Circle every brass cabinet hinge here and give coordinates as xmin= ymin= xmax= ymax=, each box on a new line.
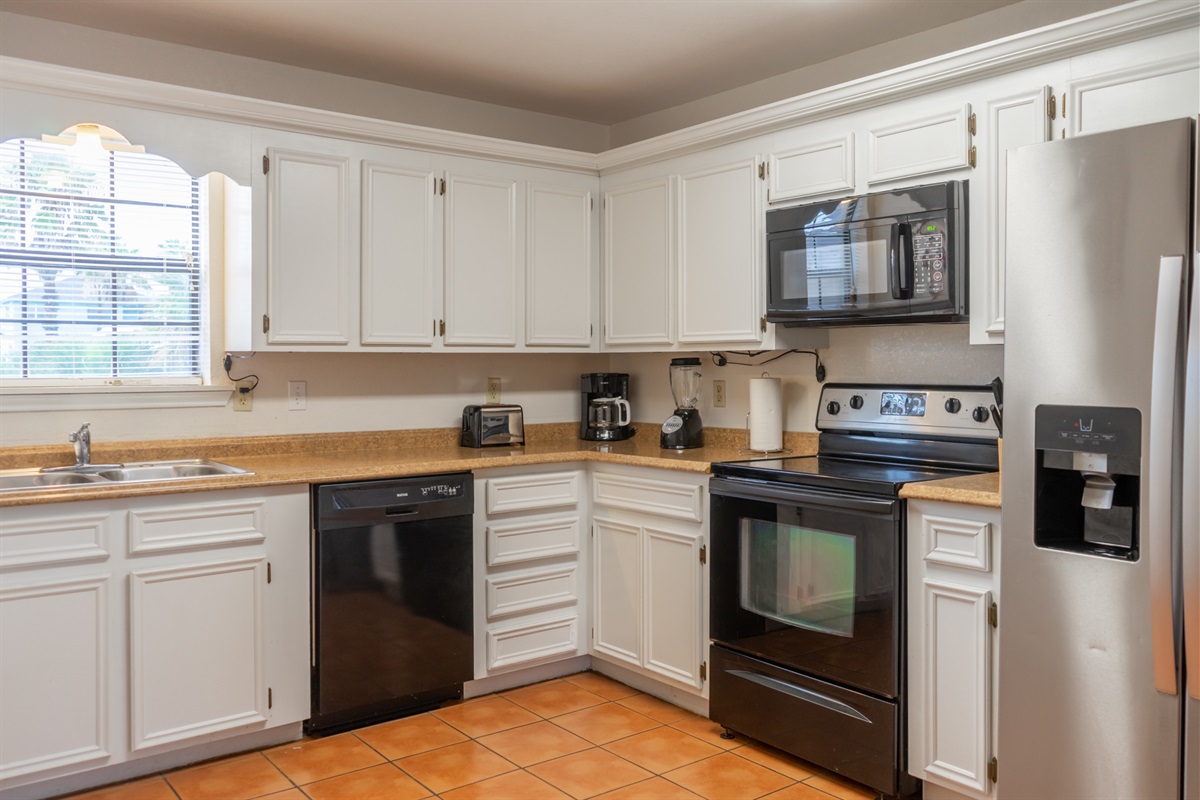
xmin=968 ymin=112 xmax=977 ymax=136
xmin=262 ymin=314 xmax=270 ymax=333
xmin=699 ymin=544 xmax=707 ymax=565
xmin=968 ymin=145 xmax=977 ymax=169
xmin=758 ymin=162 xmax=767 ymax=180
xmin=267 ymin=562 xmax=272 ymax=584
xmin=262 ymin=155 xmax=269 ymax=174
xmin=590 ymin=324 xmax=594 ymax=337
xmin=760 ymin=315 xmax=767 ymax=333
xmin=700 ymin=661 xmax=707 ymax=681
xmin=268 ymin=687 xmax=273 ymax=709
xmin=1062 ymin=92 xmax=1067 ymax=118
xmin=439 ymin=177 xmax=446 ymax=196
xmin=1047 ymin=93 xmax=1057 ymax=120
xmin=988 ymin=756 xmax=998 ymax=783
xmin=439 ymin=319 xmax=445 ymax=336
xmin=988 ymin=601 xmax=998 ymax=629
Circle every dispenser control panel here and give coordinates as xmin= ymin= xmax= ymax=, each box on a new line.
xmin=1034 ymin=405 xmax=1141 ymax=458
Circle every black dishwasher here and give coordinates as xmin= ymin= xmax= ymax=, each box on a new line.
xmin=308 ymin=473 xmax=473 ymax=734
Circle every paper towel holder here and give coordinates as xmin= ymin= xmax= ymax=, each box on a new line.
xmin=741 ymin=411 xmax=791 ymax=455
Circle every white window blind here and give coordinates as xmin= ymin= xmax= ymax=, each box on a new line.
xmin=0 ymin=138 xmax=204 ymax=382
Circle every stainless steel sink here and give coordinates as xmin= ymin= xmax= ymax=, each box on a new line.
xmin=93 ymin=460 xmax=250 ymax=483
xmin=0 ymin=459 xmax=251 ymax=492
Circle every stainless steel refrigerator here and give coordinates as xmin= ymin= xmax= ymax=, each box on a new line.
xmin=1000 ymin=116 xmax=1198 ymax=799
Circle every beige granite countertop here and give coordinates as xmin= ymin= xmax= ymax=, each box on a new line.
xmin=0 ymin=424 xmax=819 ymax=508
xmin=899 ymin=471 xmax=1001 ymax=508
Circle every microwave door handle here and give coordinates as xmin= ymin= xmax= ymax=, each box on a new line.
xmin=897 ymin=222 xmax=914 ymax=299
xmin=890 ymin=224 xmax=903 ymax=300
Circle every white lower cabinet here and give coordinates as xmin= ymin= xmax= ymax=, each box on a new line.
xmin=473 ymin=467 xmax=588 ymax=679
xmin=907 ymin=499 xmax=1001 ymax=800
xmin=590 ymin=466 xmax=707 ymax=695
xmin=0 ymin=487 xmax=309 ymax=794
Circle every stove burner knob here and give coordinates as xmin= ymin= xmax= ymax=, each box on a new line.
xmin=849 ymin=395 xmax=864 ymax=410
xmin=945 ymin=398 xmax=962 ymax=414
xmin=972 ymin=406 xmax=990 ymax=423
xmin=826 ymin=401 xmax=841 ymax=415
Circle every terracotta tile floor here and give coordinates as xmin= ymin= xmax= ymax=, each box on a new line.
xmin=65 ymin=672 xmax=881 ymax=800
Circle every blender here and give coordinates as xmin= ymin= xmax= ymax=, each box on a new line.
xmin=661 ymin=357 xmax=704 ymax=449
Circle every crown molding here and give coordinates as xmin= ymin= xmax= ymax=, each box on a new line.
xmin=1 ymin=0 xmax=1195 ymax=177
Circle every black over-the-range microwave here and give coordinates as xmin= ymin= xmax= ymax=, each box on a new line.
xmin=765 ymin=180 xmax=967 ymax=326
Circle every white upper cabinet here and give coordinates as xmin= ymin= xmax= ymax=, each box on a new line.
xmin=443 ymin=171 xmax=518 ymax=346
xmin=526 ymin=184 xmax=594 ymax=347
xmin=264 ymin=146 xmax=352 ymax=346
xmin=768 ymin=132 xmax=855 ymax=204
xmin=677 ymin=157 xmax=764 ymax=345
xmin=604 ymin=176 xmax=675 ymax=347
xmin=866 ymin=102 xmax=975 ymax=186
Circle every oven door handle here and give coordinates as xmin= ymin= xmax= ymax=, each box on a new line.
xmin=726 ymin=669 xmax=871 ymax=723
xmin=710 ymin=477 xmax=898 ymax=516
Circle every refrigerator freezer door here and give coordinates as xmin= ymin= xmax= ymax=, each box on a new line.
xmin=999 ymin=118 xmax=1193 ymax=800
xmin=1183 ymin=129 xmax=1199 ymax=799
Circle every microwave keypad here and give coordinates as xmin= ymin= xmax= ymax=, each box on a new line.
xmin=912 ymin=229 xmax=946 ymax=297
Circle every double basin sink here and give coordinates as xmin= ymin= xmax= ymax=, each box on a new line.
xmin=0 ymin=459 xmax=251 ymax=492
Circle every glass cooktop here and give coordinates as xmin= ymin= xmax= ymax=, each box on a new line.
xmin=710 ymin=455 xmax=983 ymax=496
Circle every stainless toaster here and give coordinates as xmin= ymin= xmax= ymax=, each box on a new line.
xmin=461 ymin=404 xmax=525 ymax=447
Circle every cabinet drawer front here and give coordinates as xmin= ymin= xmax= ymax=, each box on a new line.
xmin=0 ymin=511 xmax=112 ymax=570
xmin=921 ymin=514 xmax=991 ymax=572
xmin=867 ymin=104 xmax=972 ymax=185
xmin=486 ymin=565 xmax=578 ymax=619
xmin=128 ymin=499 xmax=266 ymax=555
xmin=486 ymin=472 xmax=581 ymax=515
xmin=486 ymin=614 xmax=579 ymax=672
xmin=769 ymin=134 xmax=855 ymax=203
xmin=592 ymin=473 xmax=703 ymax=523
xmin=487 ymin=516 xmax=581 ymax=566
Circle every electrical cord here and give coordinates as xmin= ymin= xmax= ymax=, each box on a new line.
xmin=709 ymin=349 xmax=826 ymax=382
xmin=223 ymin=353 xmax=259 ymax=394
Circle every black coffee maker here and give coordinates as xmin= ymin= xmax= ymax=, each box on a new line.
xmin=581 ymin=373 xmax=635 ymax=441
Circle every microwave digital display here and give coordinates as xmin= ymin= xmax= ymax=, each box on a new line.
xmin=881 ymin=391 xmax=926 ymax=417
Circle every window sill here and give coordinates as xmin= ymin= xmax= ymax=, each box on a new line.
xmin=0 ymin=385 xmax=235 ymax=412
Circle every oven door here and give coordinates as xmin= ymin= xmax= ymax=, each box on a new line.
xmin=709 ymin=477 xmax=902 ymax=698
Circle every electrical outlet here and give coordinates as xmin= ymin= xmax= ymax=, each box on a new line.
xmin=288 ymin=381 xmax=307 ymax=410
xmin=713 ymin=379 xmax=726 ymax=408
xmin=233 ymin=388 xmax=253 ymax=412
xmin=486 ymin=377 xmax=501 ymax=404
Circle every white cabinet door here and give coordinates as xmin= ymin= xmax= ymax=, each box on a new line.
xmin=603 ymin=177 xmax=674 ymax=346
xmin=128 ymin=557 xmax=268 ymax=751
xmin=265 ymin=147 xmax=352 ymax=345
xmin=768 ymin=133 xmax=855 ymax=204
xmin=1067 ymin=56 xmax=1199 ymax=138
xmin=443 ymin=173 xmax=518 ymax=346
xmin=643 ymin=525 xmax=704 ymax=689
xmin=920 ymin=580 xmax=993 ymax=796
xmin=592 ymin=516 xmax=642 ymax=667
xmin=526 ymin=183 xmax=593 ymax=347
xmin=866 ymin=103 xmax=975 ymax=185
xmin=360 ymin=161 xmax=437 ymax=346
xmin=677 ymin=158 xmax=763 ymax=345
xmin=970 ymin=84 xmax=1053 ymax=345
xmin=0 ymin=575 xmax=110 ymax=781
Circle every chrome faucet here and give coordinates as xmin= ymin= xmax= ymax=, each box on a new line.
xmin=69 ymin=423 xmax=92 ymax=467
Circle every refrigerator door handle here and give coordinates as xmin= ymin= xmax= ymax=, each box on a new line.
xmin=1149 ymin=254 xmax=1186 ymax=696
xmin=1183 ymin=249 xmax=1199 ymax=702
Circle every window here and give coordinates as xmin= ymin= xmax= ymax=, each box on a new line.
xmin=0 ymin=135 xmax=205 ymax=383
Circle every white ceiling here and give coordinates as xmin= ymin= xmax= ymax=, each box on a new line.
xmin=0 ymin=0 xmax=1026 ymax=125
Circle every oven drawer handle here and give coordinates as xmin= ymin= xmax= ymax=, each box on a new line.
xmin=727 ymin=669 xmax=871 ymax=723
xmin=710 ymin=478 xmax=898 ymax=515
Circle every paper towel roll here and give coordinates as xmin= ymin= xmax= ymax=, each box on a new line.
xmin=749 ymin=377 xmax=783 ymax=452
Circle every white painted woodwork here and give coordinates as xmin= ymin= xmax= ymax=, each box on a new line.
xmin=485 ymin=472 xmax=581 ymax=515
xmin=972 ymin=85 xmax=1051 ymax=346
xmin=677 ymin=158 xmax=763 ymax=345
xmin=922 ymin=580 xmax=993 ymax=796
xmin=129 ymin=557 xmax=268 ymax=751
xmin=485 ymin=614 xmax=580 ymax=672
xmin=265 ymin=147 xmax=351 ymax=345
xmin=526 ymin=183 xmax=593 ymax=346
xmin=0 ymin=511 xmax=111 ymax=570
xmin=0 ymin=575 xmax=109 ymax=781
xmin=1068 ymin=55 xmax=1199 ymax=138
xmin=360 ymin=161 xmax=437 ymax=345
xmin=443 ymin=172 xmax=518 ymax=346
xmin=127 ymin=499 xmax=265 ymax=554
xmin=643 ymin=525 xmax=704 ymax=689
xmin=922 ymin=514 xmax=992 ymax=572
xmin=486 ymin=516 xmax=581 ymax=566
xmin=769 ymin=133 xmax=855 ymax=203
xmin=591 ymin=516 xmax=643 ymax=667
xmin=603 ymin=177 xmax=674 ymax=346
xmin=486 ymin=565 xmax=578 ymax=619
xmin=867 ymin=104 xmax=974 ymax=185
xmin=591 ymin=472 xmax=704 ymax=523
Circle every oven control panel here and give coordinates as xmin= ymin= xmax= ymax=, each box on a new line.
xmin=817 ymin=383 xmax=999 ymax=439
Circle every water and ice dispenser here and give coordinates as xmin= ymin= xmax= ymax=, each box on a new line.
xmin=1034 ymin=405 xmax=1141 ymax=560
